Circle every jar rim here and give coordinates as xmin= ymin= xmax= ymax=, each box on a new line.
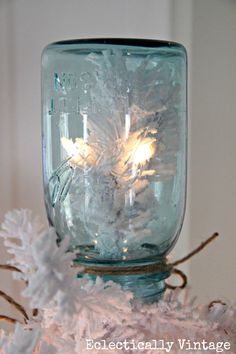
xmin=46 ymin=37 xmax=186 ymax=52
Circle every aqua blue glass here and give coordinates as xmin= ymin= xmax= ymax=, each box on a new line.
xmin=42 ymin=38 xmax=187 ymax=302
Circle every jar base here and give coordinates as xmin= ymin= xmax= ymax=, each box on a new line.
xmin=104 ymin=271 xmax=169 ymax=303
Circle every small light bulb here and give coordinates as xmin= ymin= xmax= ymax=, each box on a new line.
xmin=61 ymin=137 xmax=77 ymax=157
xmin=61 ymin=137 xmax=97 ymax=167
xmin=133 ymin=142 xmax=155 ymax=166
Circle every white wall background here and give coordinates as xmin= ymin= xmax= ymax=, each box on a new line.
xmin=189 ymin=0 xmax=236 ymax=302
xmin=0 ymin=0 xmax=235 ymax=320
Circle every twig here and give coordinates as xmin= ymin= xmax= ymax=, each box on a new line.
xmin=166 ymin=268 xmax=188 ymax=290
xmin=165 ymin=233 xmax=219 ymax=290
xmin=208 ymin=299 xmax=226 ymax=309
xmin=172 ymin=232 xmax=219 ymax=267
xmin=0 ymin=264 xmax=36 ymax=324
xmin=0 ymin=290 xmax=29 ymax=322
xmin=32 ymin=308 xmax=38 ymax=317
xmin=0 ymin=315 xmax=19 ymax=324
xmin=0 ymin=264 xmax=22 ymax=273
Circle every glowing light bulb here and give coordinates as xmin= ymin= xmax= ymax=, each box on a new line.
xmin=61 ymin=137 xmax=77 ymax=157
xmin=61 ymin=137 xmax=97 ymax=167
xmin=133 ymin=141 xmax=155 ymax=166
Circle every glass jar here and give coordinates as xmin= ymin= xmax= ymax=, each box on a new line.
xmin=42 ymin=38 xmax=187 ymax=302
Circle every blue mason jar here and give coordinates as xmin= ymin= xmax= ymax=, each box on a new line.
xmin=42 ymin=38 xmax=187 ymax=302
